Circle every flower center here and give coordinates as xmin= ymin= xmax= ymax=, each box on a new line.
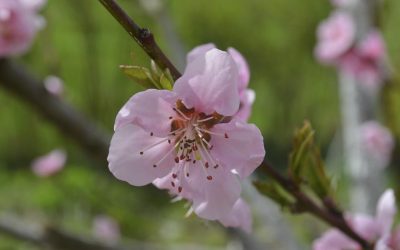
xmin=138 ymin=100 xmax=230 ymax=194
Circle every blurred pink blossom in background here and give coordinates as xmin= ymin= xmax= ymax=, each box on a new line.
xmin=313 ymin=189 xmax=399 ymax=250
xmin=315 ymin=11 xmax=355 ymax=64
xmin=31 ymin=149 xmax=66 ymax=177
xmin=0 ymin=0 xmax=45 ymax=57
xmin=360 ymin=121 xmax=394 ymax=169
xmin=44 ymin=75 xmax=64 ymax=97
xmin=108 ymin=46 xmax=265 ymax=231
xmin=93 ymin=215 xmax=121 ymax=244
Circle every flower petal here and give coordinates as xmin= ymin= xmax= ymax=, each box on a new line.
xmin=114 ymin=89 xmax=177 ymax=136
xmin=235 ymin=89 xmax=255 ymax=122
xmin=218 ymin=198 xmax=252 ymax=233
xmin=187 ymin=43 xmax=216 ymax=63
xmin=228 ymin=47 xmax=250 ymax=91
xmin=173 ymin=48 xmax=240 ymax=116
xmin=108 ymin=124 xmax=174 ymax=186
xmin=187 ymin=163 xmax=241 ymax=220
xmin=210 ymin=120 xmax=265 ymax=178
xmin=350 ymin=214 xmax=380 ymax=241
xmin=376 ymin=189 xmax=397 ymax=235
xmin=313 ymin=229 xmax=358 ymax=250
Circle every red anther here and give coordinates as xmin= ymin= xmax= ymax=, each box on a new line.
xmin=150 ymin=132 xmax=153 ymax=136
xmin=172 ymin=173 xmax=177 ymax=179
xmin=207 ymin=176 xmax=213 ymax=180
xmin=168 ymin=139 xmax=171 ymax=144
xmin=153 ymin=164 xmax=157 ymax=168
xmin=174 ymin=157 xmax=179 ymax=163
xmin=192 ymin=160 xmax=196 ymax=164
xmin=171 ymin=182 xmax=175 ymax=187
xmin=178 ymin=186 xmax=182 ymax=193
xmin=139 ymin=151 xmax=144 ymax=155
xmin=224 ymin=133 xmax=229 ymax=139
xmin=186 ymin=173 xmax=190 ymax=177
xmin=214 ymin=164 xmax=219 ymax=169
xmin=205 ymin=162 xmax=209 ymax=168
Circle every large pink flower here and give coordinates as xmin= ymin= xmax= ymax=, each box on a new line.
xmin=360 ymin=121 xmax=394 ymax=169
xmin=313 ymin=189 xmax=398 ymax=250
xmin=315 ymin=11 xmax=355 ymax=64
xmin=0 ymin=0 xmax=45 ymax=57
xmin=187 ymin=43 xmax=255 ymax=121
xmin=108 ymin=48 xmax=265 ymax=228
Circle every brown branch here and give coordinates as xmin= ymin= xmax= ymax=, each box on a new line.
xmin=98 ymin=0 xmax=181 ymax=81
xmin=0 ymin=59 xmax=110 ymax=163
xmin=260 ymin=161 xmax=374 ymax=250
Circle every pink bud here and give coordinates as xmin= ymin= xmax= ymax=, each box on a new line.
xmin=93 ymin=215 xmax=121 ymax=244
xmin=44 ymin=75 xmax=64 ymax=97
xmin=31 ymin=149 xmax=66 ymax=177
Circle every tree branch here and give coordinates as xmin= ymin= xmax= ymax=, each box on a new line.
xmin=98 ymin=0 xmax=181 ymax=81
xmin=260 ymin=161 xmax=374 ymax=250
xmin=0 ymin=59 xmax=110 ymax=163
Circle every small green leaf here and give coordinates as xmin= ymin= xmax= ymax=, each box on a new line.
xmin=288 ymin=121 xmax=332 ymax=198
xmin=150 ymin=60 xmax=162 ymax=78
xmin=159 ymin=73 xmax=173 ymax=90
xmin=120 ymin=65 xmax=155 ymax=89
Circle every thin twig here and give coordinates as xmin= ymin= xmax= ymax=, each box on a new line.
xmin=260 ymin=161 xmax=374 ymax=250
xmin=98 ymin=0 xmax=181 ymax=81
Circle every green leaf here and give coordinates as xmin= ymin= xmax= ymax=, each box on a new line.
xmin=288 ymin=121 xmax=332 ymax=198
xmin=120 ymin=65 xmax=156 ymax=89
xmin=253 ymin=180 xmax=295 ymax=209
xmin=159 ymin=72 xmax=173 ymax=90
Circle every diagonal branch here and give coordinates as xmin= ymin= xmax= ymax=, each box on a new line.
xmin=260 ymin=161 xmax=374 ymax=250
xmin=0 ymin=59 xmax=110 ymax=163
xmin=98 ymin=0 xmax=181 ymax=81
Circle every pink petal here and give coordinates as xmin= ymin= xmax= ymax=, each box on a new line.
xmin=210 ymin=120 xmax=265 ymax=179
xmin=218 ymin=198 xmax=252 ymax=233
xmin=358 ymin=30 xmax=386 ymax=61
xmin=186 ymin=43 xmax=216 ymax=63
xmin=19 ymin=0 xmax=46 ymax=11
xmin=108 ymin=124 xmax=174 ymax=186
xmin=0 ymin=0 xmax=37 ymax=57
xmin=114 ymin=89 xmax=177 ymax=136
xmin=31 ymin=149 xmax=66 ymax=177
xmin=93 ymin=215 xmax=121 ymax=243
xmin=187 ymin=163 xmax=241 ymax=220
xmin=313 ymin=229 xmax=358 ymax=250
xmin=376 ymin=189 xmax=397 ymax=235
xmin=173 ymin=48 xmax=240 ymax=116
xmin=315 ymin=11 xmax=355 ymax=64
xmin=360 ymin=121 xmax=394 ymax=169
xmin=235 ymin=89 xmax=255 ymax=122
xmin=350 ymin=214 xmax=380 ymax=241
xmin=44 ymin=75 xmax=64 ymax=96
xmin=227 ymin=47 xmax=250 ymax=91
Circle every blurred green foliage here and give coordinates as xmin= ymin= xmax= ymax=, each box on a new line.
xmin=1 ymin=0 xmax=400 ymax=248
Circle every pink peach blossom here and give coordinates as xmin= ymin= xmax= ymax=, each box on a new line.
xmin=108 ymin=47 xmax=265 ymax=228
xmin=358 ymin=31 xmax=386 ymax=61
xmin=360 ymin=121 xmax=394 ymax=169
xmin=187 ymin=44 xmax=255 ymax=121
xmin=93 ymin=215 xmax=121 ymax=244
xmin=315 ymin=11 xmax=355 ymax=64
xmin=313 ymin=189 xmax=398 ymax=250
xmin=0 ymin=0 xmax=44 ymax=57
xmin=31 ymin=149 xmax=66 ymax=177
xmin=44 ymin=75 xmax=64 ymax=97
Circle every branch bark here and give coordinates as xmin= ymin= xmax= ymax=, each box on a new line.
xmin=98 ymin=0 xmax=181 ymax=81
xmin=260 ymin=161 xmax=374 ymax=250
xmin=0 ymin=59 xmax=110 ymax=163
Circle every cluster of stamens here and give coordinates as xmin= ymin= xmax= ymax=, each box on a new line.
xmin=139 ymin=100 xmax=230 ymax=194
